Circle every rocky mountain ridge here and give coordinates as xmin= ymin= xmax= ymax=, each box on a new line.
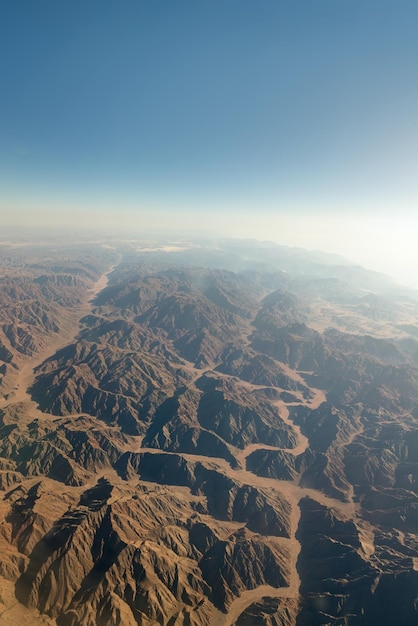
xmin=0 ymin=237 xmax=418 ymax=625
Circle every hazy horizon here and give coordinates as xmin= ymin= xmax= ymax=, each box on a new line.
xmin=1 ymin=1 xmax=417 ymax=288
xmin=1 ymin=215 xmax=417 ymax=293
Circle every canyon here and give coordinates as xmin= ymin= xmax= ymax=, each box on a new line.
xmin=0 ymin=236 xmax=418 ymax=625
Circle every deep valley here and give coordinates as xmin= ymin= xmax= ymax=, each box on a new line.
xmin=1 ymin=236 xmax=418 ymax=625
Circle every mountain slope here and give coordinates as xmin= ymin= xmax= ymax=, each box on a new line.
xmin=1 ymin=237 xmax=418 ymax=625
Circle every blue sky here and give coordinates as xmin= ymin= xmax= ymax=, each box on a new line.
xmin=1 ymin=1 xmax=418 ymax=284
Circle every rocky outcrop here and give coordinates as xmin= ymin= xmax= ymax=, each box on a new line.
xmin=199 ymin=528 xmax=290 ymax=611
xmin=246 ymin=449 xmax=298 ymax=480
xmin=296 ymin=497 xmax=378 ymax=625
xmin=10 ymin=477 xmax=291 ymax=625
xmin=0 ymin=412 xmax=126 ymax=486
xmin=141 ymin=375 xmax=299 ymax=464
xmin=118 ymin=452 xmax=292 ymax=538
xmin=234 ymin=597 xmax=299 ymax=626
xmin=0 ymin=244 xmax=116 ymax=391
xmin=216 ymin=346 xmax=312 ymax=397
xmin=2 ymin=239 xmax=418 ymax=625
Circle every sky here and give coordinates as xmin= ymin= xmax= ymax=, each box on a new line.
xmin=1 ymin=1 xmax=418 ymax=286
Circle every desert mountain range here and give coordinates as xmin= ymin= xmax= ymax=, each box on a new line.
xmin=1 ymin=236 xmax=418 ymax=625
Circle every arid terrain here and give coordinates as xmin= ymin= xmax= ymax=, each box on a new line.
xmin=1 ymin=236 xmax=418 ymax=625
